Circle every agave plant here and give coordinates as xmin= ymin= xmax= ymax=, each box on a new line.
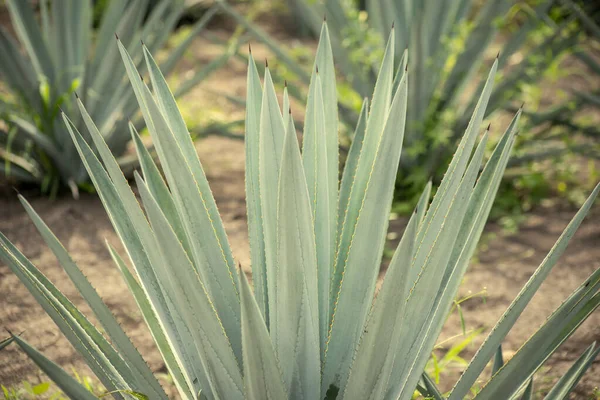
xmin=0 ymin=0 xmax=228 ymax=196
xmin=1 ymin=22 xmax=600 ymax=400
xmin=220 ymin=0 xmax=583 ymax=198
xmin=505 ymin=0 xmax=600 ymax=166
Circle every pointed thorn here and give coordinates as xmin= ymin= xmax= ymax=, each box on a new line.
xmin=520 ymin=102 xmax=525 ymax=110
xmin=316 ymin=65 xmax=319 ymax=74
xmin=284 ymin=80 xmax=288 ymax=88
xmin=74 ymin=92 xmax=79 ymax=99
xmin=237 ymin=262 xmax=242 ymax=272
xmin=496 ymin=51 xmax=500 ymax=59
xmin=323 ymin=14 xmax=327 ymax=22
xmin=391 ymin=21 xmax=395 ymax=29
xmin=248 ymin=43 xmax=252 ymax=54
xmin=115 ymin=32 xmax=119 ymax=40
xmin=265 ymin=58 xmax=268 ymax=68
xmin=414 ymin=206 xmax=418 ymax=214
xmin=141 ymin=39 xmax=145 ymax=47
xmin=288 ymin=107 xmax=292 ymax=115
xmin=405 ymin=63 xmax=408 ymax=72
xmin=487 ymin=123 xmax=491 ymax=131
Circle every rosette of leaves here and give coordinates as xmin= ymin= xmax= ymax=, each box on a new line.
xmin=1 ymin=21 xmax=599 ymax=400
xmin=0 ymin=0 xmax=227 ymax=196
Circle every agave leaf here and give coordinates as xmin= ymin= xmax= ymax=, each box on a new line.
xmin=302 ymin=71 xmax=332 ymax=355
xmin=258 ymin=66 xmax=286 ymax=333
xmin=499 ymin=1 xmax=553 ymax=67
xmin=239 ymin=268 xmax=288 ymax=400
xmin=274 ymin=113 xmax=320 ymax=398
xmin=135 ymin=173 xmax=244 ymax=399
xmin=173 ymin=47 xmax=237 ymax=100
xmin=416 ymin=59 xmax=498 ymax=249
xmin=449 ymin=181 xmax=600 ymax=400
xmin=544 ymin=343 xmax=600 ymax=400
xmin=138 ymin=72 xmax=244 ymax=362
xmin=0 ymin=26 xmax=39 ymax=108
xmin=8 ymin=116 xmax=62 ymax=162
xmin=216 ymin=0 xmax=311 ymax=83
xmin=392 ymin=50 xmax=408 ymax=99
xmin=473 ymin=267 xmax=600 ymax=399
xmin=63 ymin=113 xmax=201 ymax=396
xmin=398 ymin=126 xmax=491 ymax=400
xmin=159 ymin=5 xmax=218 ymax=76
xmin=399 ymin=111 xmax=519 ymax=383
xmin=420 ymin=372 xmax=444 ymax=400
xmin=415 ymin=180 xmax=432 ymax=231
xmin=5 ymin=0 xmax=55 ymax=82
xmin=50 ymin=0 xmax=90 ymax=95
xmin=332 ymin=27 xmax=396 ymax=318
xmin=0 ymin=233 xmax=130 ymax=398
xmin=484 ymin=26 xmax=576 ymax=119
xmin=492 ymin=346 xmax=504 ymax=376
xmin=90 ymin=0 xmax=127 ymax=79
xmin=338 ymin=97 xmax=368 ymax=238
xmin=342 ymin=208 xmax=417 ymax=399
xmin=17 ymin=195 xmax=167 ymax=400
xmin=0 ymin=336 xmax=14 ymax=351
xmin=313 ymin=22 xmax=339 ymax=254
xmin=440 ymin=1 xmax=510 ymax=109
xmin=107 ymin=244 xmax=194 ymax=400
xmin=387 ymin=71 xmax=504 ymax=392
xmin=143 ymin=45 xmax=237 ymax=292
xmin=87 ymin=1 xmax=143 ymax=115
xmin=323 ymin=66 xmax=408 ymax=395
xmin=518 ymin=379 xmax=534 ymax=400
xmin=129 ymin=123 xmax=191 ymax=257
xmin=12 ymin=336 xmax=97 ymax=400
xmin=0 ymin=157 xmax=40 ymax=182
xmin=244 ymin=52 xmax=268 ymax=319
xmin=119 ymin=42 xmax=242 ymax=361
xmin=282 ymin=85 xmax=290 ymax=128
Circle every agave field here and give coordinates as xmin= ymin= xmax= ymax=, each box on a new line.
xmin=1 ymin=1 xmax=600 ymax=400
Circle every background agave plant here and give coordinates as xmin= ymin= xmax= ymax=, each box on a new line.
xmin=0 ymin=0 xmax=226 ymax=196
xmin=1 ymin=21 xmax=599 ymax=400
xmin=220 ymin=0 xmax=588 ymax=202
xmin=508 ymin=0 xmax=600 ymax=164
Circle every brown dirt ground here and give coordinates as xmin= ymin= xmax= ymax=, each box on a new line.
xmin=1 ymin=10 xmax=600 ymax=400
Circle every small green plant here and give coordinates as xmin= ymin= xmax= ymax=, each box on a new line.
xmin=1 ymin=22 xmax=599 ymax=400
xmin=1 ymin=381 xmax=64 ymax=400
xmin=0 ymin=0 xmax=225 ymax=196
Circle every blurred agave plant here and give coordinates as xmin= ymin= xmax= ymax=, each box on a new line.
xmin=1 ymin=21 xmax=600 ymax=400
xmin=220 ymin=0 xmax=582 ymax=198
xmin=504 ymin=0 xmax=600 ymax=166
xmin=0 ymin=0 xmax=228 ymax=196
